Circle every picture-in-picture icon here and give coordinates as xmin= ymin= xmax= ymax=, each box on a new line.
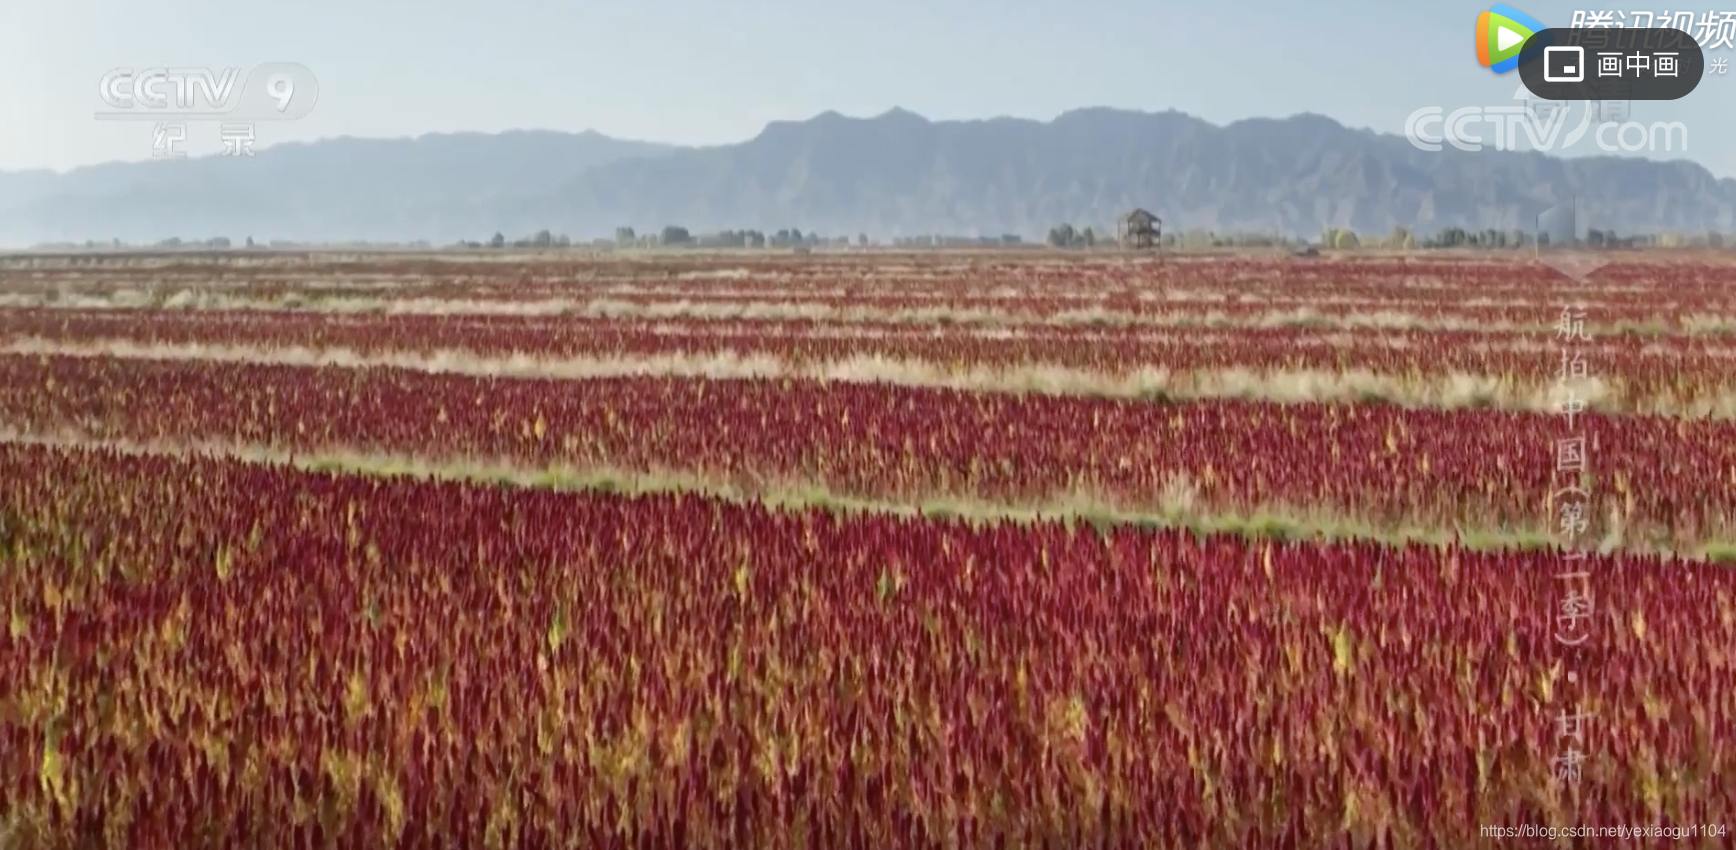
xmin=1544 ymin=46 xmax=1585 ymax=82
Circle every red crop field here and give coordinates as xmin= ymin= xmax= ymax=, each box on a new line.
xmin=2 ymin=249 xmax=1735 ymax=847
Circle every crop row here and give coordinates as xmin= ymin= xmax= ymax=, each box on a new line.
xmin=1 ymin=443 xmax=1730 ymax=846
xmin=21 ymin=306 xmax=1725 ymax=354
xmin=16 ymin=284 xmax=1711 ymax=317
xmin=12 ymin=306 xmax=1736 ymax=361
xmin=5 ymin=309 xmax=1734 ymax=410
xmin=7 ymin=257 xmax=1736 ymax=319
xmin=8 ymin=292 xmax=1733 ymax=331
xmin=2 ymin=354 xmax=1732 ymax=547
xmin=8 ymin=254 xmax=1736 ymax=295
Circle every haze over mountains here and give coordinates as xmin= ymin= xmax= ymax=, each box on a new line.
xmin=2 ymin=108 xmax=1732 ymax=246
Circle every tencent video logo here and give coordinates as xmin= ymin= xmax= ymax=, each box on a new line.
xmin=1476 ymin=5 xmax=1549 ymax=72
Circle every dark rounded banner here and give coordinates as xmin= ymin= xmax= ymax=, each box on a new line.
xmin=1520 ymin=29 xmax=1704 ymax=101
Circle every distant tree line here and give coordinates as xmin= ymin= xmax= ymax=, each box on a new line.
xmin=155 ymin=236 xmax=233 ymax=250
xmin=38 ymin=226 xmax=1726 ymax=254
xmin=451 ymin=230 xmax=573 ymax=250
xmin=29 ymin=236 xmax=441 ymax=251
xmin=892 ymin=234 xmax=1024 ymax=247
xmin=1045 ymin=223 xmax=1308 ymax=250
xmin=1032 ymin=221 xmax=1733 ymax=252
xmin=1321 ymin=226 xmax=1725 ymax=251
xmin=442 ymin=225 xmax=1736 ymax=253
xmin=452 ymin=227 xmax=1031 ymax=251
xmin=453 ymin=226 xmax=875 ymax=250
xmin=1046 ymin=224 xmax=1101 ymax=248
xmin=1329 ymin=225 xmax=1728 ymax=251
xmin=632 ymin=227 xmax=873 ymax=249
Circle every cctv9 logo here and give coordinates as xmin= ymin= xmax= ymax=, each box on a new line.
xmin=97 ymin=63 xmax=319 ymax=121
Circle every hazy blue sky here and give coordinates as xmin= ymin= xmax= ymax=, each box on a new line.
xmin=2 ymin=0 xmax=1731 ymax=175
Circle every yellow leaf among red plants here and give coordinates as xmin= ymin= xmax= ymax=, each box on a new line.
xmin=372 ymin=764 xmax=408 ymax=843
xmin=7 ymin=604 xmax=27 ymax=640
xmin=214 ymin=545 xmax=234 ymax=582
xmin=345 ymin=671 xmax=370 ymax=723
xmin=38 ymin=735 xmax=67 ymax=805
xmin=734 ymin=562 xmax=751 ymax=601
xmin=40 ymin=577 xmax=61 ymax=613
xmin=1328 ymin=625 xmax=1355 ymax=676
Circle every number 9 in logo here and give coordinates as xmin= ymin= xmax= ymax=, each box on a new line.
xmin=265 ymin=74 xmax=296 ymax=112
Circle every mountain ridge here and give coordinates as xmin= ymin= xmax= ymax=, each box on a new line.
xmin=3 ymin=109 xmax=1731 ymax=245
